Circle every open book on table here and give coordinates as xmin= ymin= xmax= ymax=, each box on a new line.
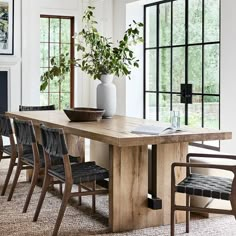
xmin=131 ymin=125 xmax=181 ymax=135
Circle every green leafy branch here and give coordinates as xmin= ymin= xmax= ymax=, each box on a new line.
xmin=40 ymin=6 xmax=143 ymax=91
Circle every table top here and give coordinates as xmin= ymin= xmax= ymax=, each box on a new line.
xmin=6 ymin=110 xmax=232 ymax=147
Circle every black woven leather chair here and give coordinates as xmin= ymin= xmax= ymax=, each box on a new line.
xmin=7 ymin=118 xmax=45 ymax=213
xmin=19 ymin=104 xmax=55 ymax=111
xmin=0 ymin=114 xmax=32 ymax=196
xmin=171 ymin=153 xmax=236 ymax=236
xmin=33 ymin=124 xmax=109 ymax=236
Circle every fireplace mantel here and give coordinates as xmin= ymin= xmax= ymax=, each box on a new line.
xmin=0 ymin=56 xmax=20 ymax=66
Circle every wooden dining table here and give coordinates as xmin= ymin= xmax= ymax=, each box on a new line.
xmin=6 ymin=110 xmax=232 ymax=232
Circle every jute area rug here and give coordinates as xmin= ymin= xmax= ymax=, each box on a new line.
xmin=0 ymin=160 xmax=236 ymax=236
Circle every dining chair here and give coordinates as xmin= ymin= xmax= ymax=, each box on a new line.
xmin=0 ymin=114 xmax=32 ymax=196
xmin=7 ymin=118 xmax=45 ymax=213
xmin=171 ymin=152 xmax=236 ymax=236
xmin=33 ymin=124 xmax=109 ymax=236
xmin=19 ymin=104 xmax=55 ymax=111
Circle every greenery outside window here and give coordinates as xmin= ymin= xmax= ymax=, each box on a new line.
xmin=40 ymin=15 xmax=75 ymax=110
xmin=144 ymin=0 xmax=220 ymax=150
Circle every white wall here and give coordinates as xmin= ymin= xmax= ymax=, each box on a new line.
xmin=221 ymin=0 xmax=236 ymax=153
xmin=21 ymin=0 xmax=40 ymax=106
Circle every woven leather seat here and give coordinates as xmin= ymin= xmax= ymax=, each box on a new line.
xmin=33 ymin=124 xmax=109 ymax=236
xmin=49 ymin=161 xmax=109 ymax=183
xmin=176 ymin=173 xmax=232 ymax=200
xmin=171 ymin=153 xmax=236 ymax=236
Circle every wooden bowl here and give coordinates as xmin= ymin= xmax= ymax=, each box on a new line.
xmin=64 ymin=107 xmax=105 ymax=122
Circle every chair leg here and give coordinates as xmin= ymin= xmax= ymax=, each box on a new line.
xmin=1 ymin=154 xmax=17 ymax=196
xmin=59 ymin=183 xmax=63 ymax=196
xmin=186 ymin=194 xmax=190 ymax=233
xmin=33 ymin=173 xmax=51 ymax=222
xmin=0 ymin=150 xmax=3 ymax=162
xmin=7 ymin=161 xmax=23 ymax=201
xmin=78 ymin=185 xmax=82 ymax=205
xmin=170 ymin=183 xmax=175 ymax=236
xmin=52 ymin=183 xmax=72 ymax=236
xmin=92 ymin=181 xmax=96 ymax=213
xmin=22 ymin=167 xmax=40 ymax=213
xmin=171 ymin=200 xmax=175 ymax=236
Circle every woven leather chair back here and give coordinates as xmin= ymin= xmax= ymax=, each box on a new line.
xmin=13 ymin=118 xmax=36 ymax=145
xmin=0 ymin=114 xmax=13 ymax=137
xmin=19 ymin=105 xmax=55 ymax=111
xmin=40 ymin=124 xmax=68 ymax=159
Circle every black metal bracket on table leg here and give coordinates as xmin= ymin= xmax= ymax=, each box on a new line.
xmin=147 ymin=144 xmax=162 ymax=210
xmin=148 ymin=194 xmax=162 ymax=210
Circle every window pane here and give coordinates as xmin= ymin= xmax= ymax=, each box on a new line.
xmin=50 ymin=18 xmax=60 ymax=43
xmin=61 ymin=93 xmax=70 ymax=109
xmin=145 ymin=93 xmax=156 ymax=120
xmin=61 ymin=75 xmax=70 ymax=92
xmin=172 ymin=94 xmax=185 ymax=126
xmin=145 ymin=49 xmax=156 ymax=91
xmin=204 ymin=44 xmax=219 ymax=94
xmin=50 ymin=43 xmax=60 ymax=61
xmin=188 ymin=45 xmax=202 ymax=93
xmin=145 ymin=6 xmax=157 ymax=48
xmin=40 ymin=93 xmax=48 ymax=106
xmin=173 ymin=0 xmax=185 ymax=45
xmin=40 ymin=43 xmax=49 ymax=67
xmin=40 ymin=18 xmax=48 ymax=42
xmin=188 ymin=0 xmax=202 ymax=44
xmin=204 ymin=0 xmax=219 ymax=42
xmin=61 ymin=19 xmax=70 ymax=43
xmin=49 ymin=93 xmax=59 ymax=110
xmin=50 ymin=79 xmax=59 ymax=93
xmin=159 ymin=48 xmax=170 ymax=92
xmin=188 ymin=95 xmax=202 ymax=127
xmin=159 ymin=93 xmax=170 ymax=122
xmin=172 ymin=47 xmax=185 ymax=92
xmin=159 ymin=3 xmax=171 ymax=47
xmin=204 ymin=96 xmax=219 ymax=129
xmin=61 ymin=43 xmax=70 ymax=55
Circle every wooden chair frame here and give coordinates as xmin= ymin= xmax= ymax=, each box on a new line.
xmin=0 ymin=114 xmax=18 ymax=196
xmin=171 ymin=153 xmax=236 ymax=236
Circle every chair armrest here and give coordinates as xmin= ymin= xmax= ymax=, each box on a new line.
xmin=172 ymin=162 xmax=236 ymax=172
xmin=186 ymin=152 xmax=236 ymax=162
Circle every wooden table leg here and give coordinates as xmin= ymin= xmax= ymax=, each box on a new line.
xmin=109 ymin=145 xmax=160 ymax=232
xmin=109 ymin=142 xmax=188 ymax=232
xmin=153 ymin=142 xmax=188 ymax=225
xmin=66 ymin=134 xmax=85 ymax=162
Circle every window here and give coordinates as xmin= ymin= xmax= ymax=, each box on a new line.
xmin=144 ymin=0 xmax=220 ymax=150
xmin=40 ymin=15 xmax=75 ymax=110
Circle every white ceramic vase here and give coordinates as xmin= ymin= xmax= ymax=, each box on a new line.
xmin=97 ymin=74 xmax=116 ymax=118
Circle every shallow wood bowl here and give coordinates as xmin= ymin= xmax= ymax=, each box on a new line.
xmin=64 ymin=107 xmax=105 ymax=122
